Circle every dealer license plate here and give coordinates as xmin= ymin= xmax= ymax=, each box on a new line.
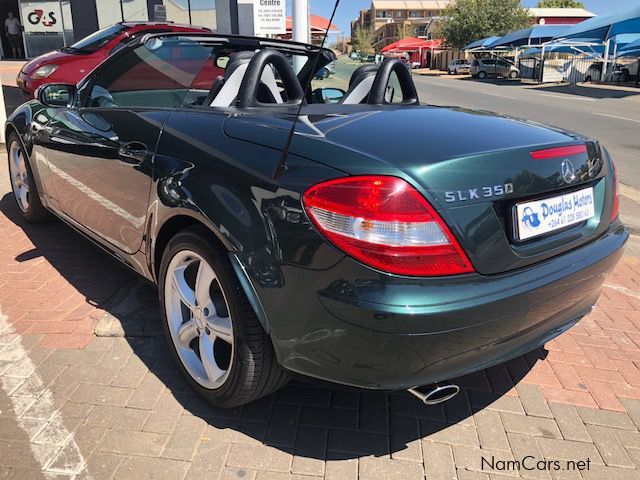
xmin=515 ymin=187 xmax=595 ymax=241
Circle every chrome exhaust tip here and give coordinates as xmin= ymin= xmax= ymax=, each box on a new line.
xmin=407 ymin=383 xmax=460 ymax=405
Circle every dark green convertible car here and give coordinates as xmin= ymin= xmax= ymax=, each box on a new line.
xmin=6 ymin=33 xmax=627 ymax=407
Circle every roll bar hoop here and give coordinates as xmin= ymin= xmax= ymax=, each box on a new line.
xmin=368 ymin=58 xmax=420 ymax=105
xmin=236 ymin=49 xmax=305 ymax=108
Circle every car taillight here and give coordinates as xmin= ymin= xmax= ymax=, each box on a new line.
xmin=530 ymin=145 xmax=587 ymax=160
xmin=303 ymin=176 xmax=475 ymax=276
xmin=611 ymin=160 xmax=619 ymax=221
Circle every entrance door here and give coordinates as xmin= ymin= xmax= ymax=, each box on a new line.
xmin=0 ymin=0 xmax=23 ymax=58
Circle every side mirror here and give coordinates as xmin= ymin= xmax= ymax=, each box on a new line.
xmin=37 ymin=83 xmax=76 ymax=108
xmin=312 ymin=87 xmax=345 ymax=104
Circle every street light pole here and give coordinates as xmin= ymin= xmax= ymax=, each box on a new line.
xmin=292 ymin=0 xmax=309 ymax=72
xmin=292 ymin=0 xmax=309 ymax=43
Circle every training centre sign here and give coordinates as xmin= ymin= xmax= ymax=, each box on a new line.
xmin=253 ymin=0 xmax=286 ymax=36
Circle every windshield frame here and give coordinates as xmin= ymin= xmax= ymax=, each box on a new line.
xmin=65 ymin=24 xmax=127 ymax=54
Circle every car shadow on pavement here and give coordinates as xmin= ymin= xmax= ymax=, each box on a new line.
xmin=458 ymin=76 xmax=521 ymax=86
xmin=534 ymin=83 xmax=640 ymax=99
xmin=1 ymin=192 xmax=545 ymax=460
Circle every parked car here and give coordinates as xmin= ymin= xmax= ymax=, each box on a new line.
xmin=360 ymin=54 xmax=376 ymax=63
xmin=448 ymin=59 xmax=471 ymax=75
xmin=584 ymin=62 xmax=603 ymax=82
xmin=471 ymin=58 xmax=519 ymax=79
xmin=315 ymin=61 xmax=335 ymax=80
xmin=16 ymin=21 xmax=210 ymax=98
xmin=614 ymin=60 xmax=639 ymax=82
xmin=7 ymin=32 xmax=626 ymax=408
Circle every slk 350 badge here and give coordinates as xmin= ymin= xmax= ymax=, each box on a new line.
xmin=445 ymin=183 xmax=514 ymax=203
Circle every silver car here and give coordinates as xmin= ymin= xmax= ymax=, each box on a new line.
xmin=448 ymin=59 xmax=471 ymax=75
xmin=471 ymin=58 xmax=519 ymax=79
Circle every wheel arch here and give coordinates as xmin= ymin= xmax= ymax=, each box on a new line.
xmin=152 ymin=213 xmax=217 ymax=282
xmin=5 ymin=103 xmax=40 ymax=155
xmin=5 ymin=122 xmax=30 ymax=156
xmin=151 ymin=213 xmax=272 ymax=334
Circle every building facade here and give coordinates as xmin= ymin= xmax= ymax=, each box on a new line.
xmin=351 ymin=2 xmax=597 ymax=52
xmin=528 ymin=8 xmax=596 ymax=26
xmin=2 ymin=0 xmax=242 ymax=59
xmin=362 ymin=0 xmax=454 ymax=51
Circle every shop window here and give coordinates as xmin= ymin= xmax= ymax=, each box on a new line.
xmin=159 ymin=0 xmax=216 ymax=30
xmin=96 ymin=0 xmax=122 ymax=28
xmin=97 ymin=0 xmax=148 ymax=28
xmin=20 ymin=0 xmax=66 ymax=58
xmin=122 ymin=0 xmax=148 ymax=22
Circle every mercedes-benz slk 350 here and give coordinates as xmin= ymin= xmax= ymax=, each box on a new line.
xmin=6 ymin=33 xmax=627 ymax=407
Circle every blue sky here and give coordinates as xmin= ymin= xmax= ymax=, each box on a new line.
xmin=291 ymin=0 xmax=638 ymax=38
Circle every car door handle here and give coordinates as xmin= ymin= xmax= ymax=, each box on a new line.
xmin=118 ymin=142 xmax=148 ymax=164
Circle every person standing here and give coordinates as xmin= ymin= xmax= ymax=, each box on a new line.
xmin=5 ymin=12 xmax=23 ymax=59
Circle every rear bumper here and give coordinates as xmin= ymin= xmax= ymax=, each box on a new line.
xmin=244 ymin=224 xmax=627 ymax=390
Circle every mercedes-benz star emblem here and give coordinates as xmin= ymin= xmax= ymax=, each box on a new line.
xmin=561 ymin=159 xmax=576 ymax=184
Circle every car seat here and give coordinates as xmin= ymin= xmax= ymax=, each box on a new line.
xmin=340 ymin=64 xmax=379 ymax=104
xmin=206 ymin=51 xmax=283 ymax=107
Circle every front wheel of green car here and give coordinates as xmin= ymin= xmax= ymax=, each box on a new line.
xmin=7 ymin=132 xmax=49 ymax=223
xmin=159 ymin=226 xmax=289 ymax=407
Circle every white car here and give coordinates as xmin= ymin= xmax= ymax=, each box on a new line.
xmin=615 ymin=60 xmax=639 ymax=82
xmin=448 ymin=59 xmax=471 ymax=75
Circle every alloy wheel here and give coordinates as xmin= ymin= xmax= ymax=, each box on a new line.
xmin=9 ymin=141 xmax=29 ymax=212
xmin=164 ymin=250 xmax=234 ymax=389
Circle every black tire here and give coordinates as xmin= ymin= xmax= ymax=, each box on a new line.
xmin=478 ymin=71 xmax=487 ymax=79
xmin=159 ymin=226 xmax=289 ymax=407
xmin=6 ymin=132 xmax=49 ymax=223
xmin=509 ymin=71 xmax=518 ymax=79
xmin=454 ymin=69 xmax=458 ymax=75
xmin=322 ymin=68 xmax=330 ymax=79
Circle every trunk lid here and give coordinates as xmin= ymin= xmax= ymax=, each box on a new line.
xmin=225 ymin=106 xmax=612 ymax=275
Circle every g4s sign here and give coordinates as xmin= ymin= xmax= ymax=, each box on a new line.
xmin=28 ymin=9 xmax=57 ymax=27
xmin=22 ymin=3 xmax=63 ymax=33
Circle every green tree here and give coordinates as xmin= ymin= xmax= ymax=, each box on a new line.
xmin=352 ymin=26 xmax=374 ymax=53
xmin=536 ymin=0 xmax=585 ymax=8
xmin=438 ymin=0 xmax=531 ymax=49
xmin=396 ymin=22 xmax=418 ymax=41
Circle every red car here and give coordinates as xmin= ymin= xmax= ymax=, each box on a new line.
xmin=17 ymin=21 xmax=210 ymax=98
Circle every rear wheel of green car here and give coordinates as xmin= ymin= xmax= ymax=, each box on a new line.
xmin=159 ymin=226 xmax=288 ymax=407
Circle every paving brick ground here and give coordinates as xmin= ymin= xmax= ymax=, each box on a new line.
xmin=1 ymin=155 xmax=640 ymax=479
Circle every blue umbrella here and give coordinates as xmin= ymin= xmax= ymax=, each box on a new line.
xmin=554 ymin=5 xmax=640 ymax=42
xmin=487 ymin=25 xmax=568 ymax=49
xmin=618 ymin=37 xmax=640 ymax=57
xmin=462 ymin=36 xmax=500 ymax=51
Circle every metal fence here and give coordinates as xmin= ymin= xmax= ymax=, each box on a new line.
xmin=518 ymin=54 xmax=603 ymax=84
